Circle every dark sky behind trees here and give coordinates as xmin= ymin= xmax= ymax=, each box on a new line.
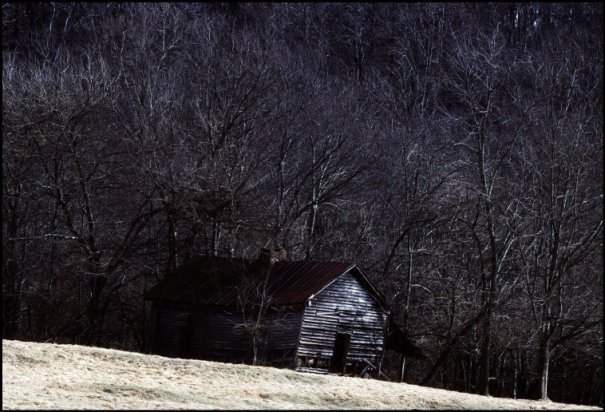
xmin=2 ymin=2 xmax=603 ymax=406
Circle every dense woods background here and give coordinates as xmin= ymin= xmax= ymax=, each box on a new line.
xmin=2 ymin=2 xmax=603 ymax=406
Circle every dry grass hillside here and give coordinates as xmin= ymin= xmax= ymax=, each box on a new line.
xmin=2 ymin=339 xmax=599 ymax=410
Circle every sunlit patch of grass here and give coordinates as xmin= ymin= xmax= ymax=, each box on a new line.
xmin=15 ymin=353 xmax=48 ymax=365
xmin=2 ymin=340 xmax=600 ymax=410
xmin=93 ymin=383 xmax=195 ymax=402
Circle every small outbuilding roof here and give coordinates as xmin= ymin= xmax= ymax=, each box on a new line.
xmin=144 ymin=255 xmax=386 ymax=308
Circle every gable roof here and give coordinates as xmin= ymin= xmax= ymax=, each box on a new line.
xmin=144 ymin=255 xmax=383 ymax=307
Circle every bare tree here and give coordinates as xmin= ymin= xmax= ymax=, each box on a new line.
xmin=419 ymin=18 xmax=530 ymax=395
xmin=2 ymin=3 xmax=602 ymax=405
xmin=518 ymin=34 xmax=603 ymax=399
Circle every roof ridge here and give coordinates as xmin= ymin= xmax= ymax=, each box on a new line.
xmin=146 ymin=258 xmax=360 ymax=306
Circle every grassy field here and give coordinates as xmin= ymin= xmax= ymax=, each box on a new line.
xmin=2 ymin=339 xmax=599 ymax=410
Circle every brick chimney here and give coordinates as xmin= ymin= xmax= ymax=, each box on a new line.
xmin=258 ymin=248 xmax=287 ymax=265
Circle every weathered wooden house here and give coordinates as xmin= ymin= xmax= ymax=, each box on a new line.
xmin=144 ymin=249 xmax=421 ymax=376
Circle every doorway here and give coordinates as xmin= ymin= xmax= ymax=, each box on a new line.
xmin=330 ymin=333 xmax=351 ymax=374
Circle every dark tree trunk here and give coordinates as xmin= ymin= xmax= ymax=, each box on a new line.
xmin=478 ymin=305 xmax=492 ymax=395
xmin=538 ymin=332 xmax=551 ymax=400
xmin=3 ymin=194 xmax=21 ymax=339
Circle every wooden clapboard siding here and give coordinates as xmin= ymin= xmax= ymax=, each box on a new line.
xmin=149 ymin=302 xmax=305 ymax=366
xmin=149 ymin=304 xmax=190 ymax=358
xmin=264 ymin=308 xmax=304 ymax=367
xmin=149 ymin=303 xmax=245 ymax=361
xmin=189 ymin=308 xmax=246 ymax=362
xmin=297 ymin=269 xmax=387 ymax=369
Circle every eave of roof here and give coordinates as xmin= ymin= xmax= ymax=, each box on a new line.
xmin=144 ymin=256 xmax=367 ymax=307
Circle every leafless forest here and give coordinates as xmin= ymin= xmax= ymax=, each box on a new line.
xmin=2 ymin=3 xmax=603 ymax=406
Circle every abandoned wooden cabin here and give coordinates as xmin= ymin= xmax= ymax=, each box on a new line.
xmin=144 ymin=248 xmax=421 ymax=376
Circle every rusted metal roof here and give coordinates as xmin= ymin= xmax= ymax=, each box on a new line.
xmin=267 ymin=260 xmax=356 ymax=304
xmin=144 ymin=256 xmax=363 ymax=307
